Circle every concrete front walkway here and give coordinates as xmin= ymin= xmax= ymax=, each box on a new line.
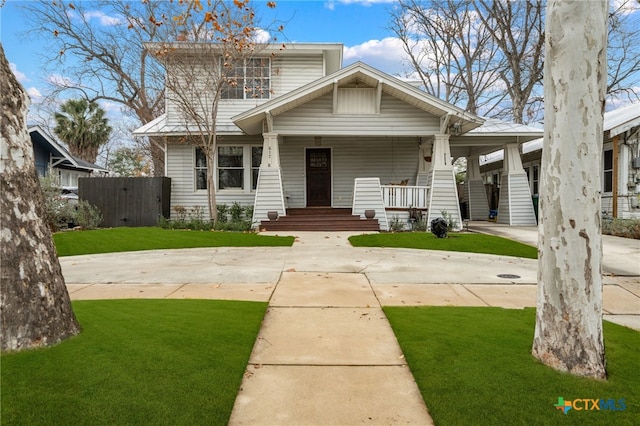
xmin=60 ymin=228 xmax=640 ymax=425
xmin=229 ymin=271 xmax=433 ymax=425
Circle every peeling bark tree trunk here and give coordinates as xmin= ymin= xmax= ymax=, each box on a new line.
xmin=532 ymin=1 xmax=607 ymax=379
xmin=0 ymin=44 xmax=81 ymax=352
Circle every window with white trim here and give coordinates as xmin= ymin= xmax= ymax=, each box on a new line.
xmin=195 ymin=147 xmax=207 ymax=190
xmin=221 ymin=57 xmax=271 ymax=100
xmin=532 ymin=165 xmax=539 ymax=195
xmin=603 ymin=149 xmax=613 ymax=193
xmin=252 ymin=146 xmax=263 ymax=190
xmin=218 ymin=146 xmax=244 ymax=190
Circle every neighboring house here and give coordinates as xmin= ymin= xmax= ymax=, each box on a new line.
xmin=134 ymin=42 xmax=543 ymax=230
xmin=30 ymin=125 xmax=109 ymax=187
xmin=479 ymin=103 xmax=640 ymax=220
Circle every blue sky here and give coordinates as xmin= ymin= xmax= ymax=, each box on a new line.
xmin=1 ymin=0 xmax=405 ymax=124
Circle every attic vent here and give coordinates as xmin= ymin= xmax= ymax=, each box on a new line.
xmin=335 ymin=88 xmax=376 ymax=114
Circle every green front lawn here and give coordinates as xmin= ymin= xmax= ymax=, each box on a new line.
xmin=350 ymin=232 xmax=538 ymax=259
xmin=1 ymin=300 xmax=267 ymax=425
xmin=385 ymin=306 xmax=639 ymax=425
xmin=53 ymin=227 xmax=295 ymax=256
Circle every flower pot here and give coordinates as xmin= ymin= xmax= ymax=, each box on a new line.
xmin=267 ymin=211 xmax=279 ymax=221
xmin=364 ymin=209 xmax=376 ymax=219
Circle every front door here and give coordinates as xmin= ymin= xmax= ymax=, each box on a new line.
xmin=306 ymin=148 xmax=331 ymax=206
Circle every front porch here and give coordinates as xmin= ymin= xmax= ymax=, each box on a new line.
xmin=258 ymin=182 xmax=430 ymax=231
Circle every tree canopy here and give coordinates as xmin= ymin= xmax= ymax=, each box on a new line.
xmin=54 ymin=98 xmax=112 ymax=164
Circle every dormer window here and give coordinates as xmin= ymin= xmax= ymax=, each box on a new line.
xmin=221 ymin=57 xmax=271 ymax=100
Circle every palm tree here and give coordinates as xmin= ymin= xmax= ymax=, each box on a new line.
xmin=54 ymin=99 xmax=112 ymax=164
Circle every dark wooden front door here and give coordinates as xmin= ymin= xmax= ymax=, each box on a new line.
xmin=306 ymin=148 xmax=331 ymax=206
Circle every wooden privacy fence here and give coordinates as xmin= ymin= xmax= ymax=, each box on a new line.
xmin=79 ymin=177 xmax=171 ymax=228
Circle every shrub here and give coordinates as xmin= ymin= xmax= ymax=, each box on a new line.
xmin=217 ymin=204 xmax=229 ymax=224
xmin=389 ymin=215 xmax=405 ymax=232
xmin=602 ymin=218 xmax=640 ymax=239
xmin=74 ymin=200 xmax=103 ymax=229
xmin=214 ymin=203 xmax=253 ymax=232
xmin=39 ymin=176 xmax=102 ymax=231
xmin=160 ymin=203 xmax=252 ymax=232
xmin=440 ymin=209 xmax=459 ymax=232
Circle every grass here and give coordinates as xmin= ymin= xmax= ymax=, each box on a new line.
xmin=53 ymin=227 xmax=295 ymax=256
xmin=350 ymin=232 xmax=538 ymax=259
xmin=1 ymin=299 xmax=267 ymax=425
xmin=384 ymin=306 xmax=640 ymax=425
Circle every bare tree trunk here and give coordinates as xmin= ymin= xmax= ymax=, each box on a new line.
xmin=532 ymin=0 xmax=607 ymax=379
xmin=206 ymin=147 xmax=218 ymax=223
xmin=0 ymin=44 xmax=81 ymax=352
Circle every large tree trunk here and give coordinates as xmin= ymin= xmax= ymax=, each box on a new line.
xmin=0 ymin=44 xmax=81 ymax=352
xmin=532 ymin=0 xmax=607 ymax=379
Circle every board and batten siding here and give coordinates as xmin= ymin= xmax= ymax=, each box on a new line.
xmin=280 ymin=136 xmax=419 ymax=209
xmin=275 ymin=93 xmax=440 ymax=135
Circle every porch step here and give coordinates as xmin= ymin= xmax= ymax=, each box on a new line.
xmin=259 ymin=208 xmax=379 ymax=232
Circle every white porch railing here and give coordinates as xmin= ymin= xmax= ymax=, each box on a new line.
xmin=381 ymin=185 xmax=430 ymax=209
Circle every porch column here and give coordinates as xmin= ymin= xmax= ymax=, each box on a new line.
xmin=252 ymin=132 xmax=286 ymax=228
xmin=497 ymin=143 xmax=537 ymax=225
xmin=466 ymin=155 xmax=490 ymax=220
xmin=416 ymin=139 xmax=432 ymax=186
xmin=427 ymin=134 xmax=462 ymax=230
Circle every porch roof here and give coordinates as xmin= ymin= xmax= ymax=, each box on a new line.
xmin=450 ymin=118 xmax=544 ymax=158
xmin=604 ymin=102 xmax=640 ymax=138
xmin=481 ymin=102 xmax=640 ymax=160
xmin=232 ymin=61 xmax=485 ymax=135
xmin=132 ymin=114 xmax=241 ymax=137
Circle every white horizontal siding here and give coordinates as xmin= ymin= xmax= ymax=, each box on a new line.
xmin=273 ymin=55 xmax=326 ymax=96
xmin=252 ymin=168 xmax=285 ymax=226
xmin=165 ymin=54 xmax=327 ymax=130
xmin=166 ymin=140 xmax=258 ymax=219
xmin=427 ymin=169 xmax=461 ymax=230
xmin=497 ymin=173 xmax=536 ymax=225
xmin=467 ymin=179 xmax=489 ymax=220
xmin=279 ymin=137 xmax=419 ymax=209
xmin=274 ymin=93 xmax=440 ymax=135
xmin=352 ymin=178 xmax=389 ymax=230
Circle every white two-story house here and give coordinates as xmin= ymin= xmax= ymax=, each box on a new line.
xmin=134 ymin=42 xmax=542 ymax=230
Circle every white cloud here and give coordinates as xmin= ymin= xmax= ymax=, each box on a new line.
xmin=326 ymin=0 xmax=396 ymax=7
xmin=47 ymin=74 xmax=76 ymax=88
xmin=611 ymin=0 xmax=640 ymax=16
xmin=254 ymin=28 xmax=272 ymax=44
xmin=82 ymin=11 xmax=122 ymax=26
xmin=10 ymin=63 xmax=29 ymax=82
xmin=343 ymin=37 xmax=410 ymax=76
xmin=26 ymin=87 xmax=42 ymax=100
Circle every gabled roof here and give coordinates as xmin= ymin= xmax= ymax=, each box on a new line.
xmin=29 ymin=125 xmax=109 ymax=173
xmin=232 ymin=61 xmax=485 ymax=135
xmin=144 ymin=41 xmax=344 ymax=75
xmin=522 ymin=102 xmax=640 ymax=154
xmin=479 ymin=102 xmax=640 ymax=165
